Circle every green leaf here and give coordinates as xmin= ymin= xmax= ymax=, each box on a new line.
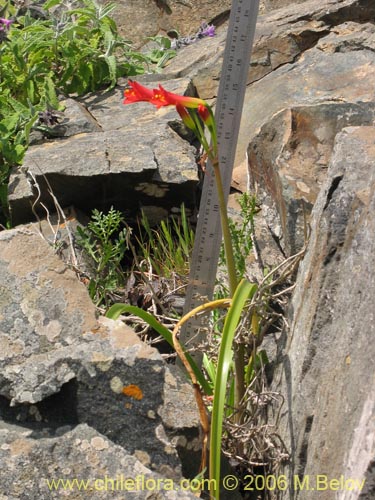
xmin=22 ymin=113 xmax=39 ymax=143
xmin=0 ymin=114 xmax=20 ymax=134
xmin=209 ymin=279 xmax=258 ymax=500
xmin=202 ymin=353 xmax=216 ymax=387
xmin=106 ymin=303 xmax=212 ymax=395
xmin=13 ymin=143 xmax=26 ymax=163
xmin=104 ymin=54 xmax=117 ymax=87
xmin=43 ymin=75 xmax=59 ymax=109
xmin=25 ymin=79 xmax=35 ymax=103
xmin=0 ymin=2 xmax=10 ymax=18
xmin=98 ymin=2 xmax=117 ymax=19
xmin=43 ymin=0 xmax=63 ymax=10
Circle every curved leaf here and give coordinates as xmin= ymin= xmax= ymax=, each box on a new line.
xmin=106 ymin=303 xmax=212 ymax=395
xmin=209 ymin=279 xmax=257 ymax=500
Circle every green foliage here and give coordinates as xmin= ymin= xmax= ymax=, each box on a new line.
xmin=0 ymin=95 xmax=38 ymax=178
xmin=210 ymin=280 xmax=258 ymax=500
xmin=76 ymin=208 xmax=129 ymax=305
xmin=219 ymin=192 xmax=257 ymax=282
xmin=245 ymin=349 xmax=269 ymax=386
xmin=0 ymin=0 xmax=169 ymax=226
xmin=144 ymin=35 xmax=177 ymax=72
xmin=106 ymin=303 xmax=212 ymax=396
xmin=213 ymin=192 xmax=257 ymax=329
xmin=137 ymin=204 xmax=195 ymax=278
xmin=1 ymin=0 xmax=144 ymax=102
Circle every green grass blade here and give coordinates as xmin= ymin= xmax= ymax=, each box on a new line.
xmin=209 ymin=279 xmax=257 ymax=500
xmin=203 ymin=353 xmax=217 ymax=387
xmin=106 ymin=303 xmax=212 ymax=395
xmin=160 ymin=220 xmax=174 ymax=251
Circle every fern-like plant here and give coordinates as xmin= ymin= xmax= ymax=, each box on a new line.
xmin=76 ymin=208 xmax=129 ymax=306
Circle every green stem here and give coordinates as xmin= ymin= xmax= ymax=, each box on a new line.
xmin=212 ymin=159 xmax=237 ymax=296
xmin=192 ymin=111 xmax=211 ymax=153
xmin=211 ymin=159 xmax=245 ymax=416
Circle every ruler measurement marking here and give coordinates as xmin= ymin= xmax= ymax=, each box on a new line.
xmin=181 ymin=0 xmax=260 ymax=357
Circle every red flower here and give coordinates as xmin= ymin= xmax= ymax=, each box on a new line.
xmin=151 ymin=84 xmax=206 ymax=109
xmin=123 ymin=80 xmax=207 ymax=110
xmin=122 ymin=80 xmax=216 ymax=156
xmin=123 ymin=80 xmax=155 ymax=105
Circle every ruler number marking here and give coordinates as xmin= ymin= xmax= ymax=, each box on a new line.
xmin=181 ymin=0 xmax=260 ymax=353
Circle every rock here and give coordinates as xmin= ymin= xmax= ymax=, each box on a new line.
xmin=158 ymin=365 xmax=202 ymax=479
xmin=166 ymin=0 xmax=375 ymax=104
xmin=248 ymin=102 xmax=375 ymax=254
xmin=99 ymin=0 xmax=231 ymax=49
xmin=0 ymin=423 xmax=199 ymax=499
xmin=239 ymin=10 xmax=375 ymax=168
xmin=30 ymin=98 xmax=102 ymax=145
xmin=23 ymin=206 xmax=91 ymax=271
xmin=244 ymin=20 xmax=375 ymax=254
xmin=262 ymin=0 xmax=308 ymax=10
xmin=271 ymin=126 xmax=375 ymax=499
xmin=0 ymin=228 xmax=97 ymax=371
xmin=161 ymin=26 xmax=227 ymax=100
xmin=8 ymin=78 xmax=199 ymax=226
xmin=0 ymin=228 xmax=200 ymax=477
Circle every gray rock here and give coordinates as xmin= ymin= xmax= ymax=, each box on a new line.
xmin=239 ymin=18 xmax=375 ymax=168
xmin=0 ymin=423 xmax=199 ymax=499
xmin=272 ymin=126 xmax=375 ymax=499
xmin=8 ymin=79 xmax=199 ymax=226
xmin=23 ymin=206 xmax=91 ymax=271
xmin=248 ymin=102 xmax=375 ymax=254
xmin=160 ymin=26 xmax=227 ymax=100
xmin=262 ymin=0 xmax=309 ymax=10
xmin=0 ymin=228 xmax=200 ymax=477
xmin=0 ymin=228 xmax=97 ymax=371
xmin=97 ymin=0 xmax=231 ymax=49
xmin=166 ymin=0 xmax=375 ymax=104
xmin=30 ymin=98 xmax=102 ymax=145
xmin=243 ymin=21 xmax=375 ymax=254
xmin=162 ymin=0 xmax=375 ymax=161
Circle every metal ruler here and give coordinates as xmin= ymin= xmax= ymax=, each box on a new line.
xmin=180 ymin=0 xmax=260 ymax=361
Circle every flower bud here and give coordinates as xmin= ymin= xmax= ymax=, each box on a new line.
xmin=197 ymin=104 xmax=210 ymax=123
xmin=176 ymin=104 xmax=197 ymax=132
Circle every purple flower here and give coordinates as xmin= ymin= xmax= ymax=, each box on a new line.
xmin=0 ymin=18 xmax=14 ymax=30
xmin=200 ymin=22 xmax=215 ymax=38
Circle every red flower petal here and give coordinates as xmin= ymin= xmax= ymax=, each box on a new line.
xmin=197 ymin=104 xmax=210 ymax=122
xmin=151 ymin=85 xmax=206 ymax=109
xmin=123 ymin=80 xmax=154 ymax=105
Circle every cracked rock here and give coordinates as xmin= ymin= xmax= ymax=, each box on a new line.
xmin=0 ymin=228 xmax=200 ymax=478
xmin=0 ymin=423 xmax=199 ymax=499
xmin=242 ymin=21 xmax=375 ymax=254
xmin=8 ymin=78 xmax=199 ymax=226
xmin=248 ymin=102 xmax=375 ymax=254
xmin=271 ymin=126 xmax=375 ymax=500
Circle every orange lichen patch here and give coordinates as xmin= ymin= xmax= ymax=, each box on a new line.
xmin=58 ymin=216 xmax=76 ymax=229
xmin=122 ymin=384 xmax=143 ymax=400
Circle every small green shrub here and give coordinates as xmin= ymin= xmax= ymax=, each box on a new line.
xmin=76 ymin=208 xmax=129 ymax=306
xmin=144 ymin=35 xmax=177 ymax=72
xmin=219 ymin=192 xmax=257 ymax=283
xmin=0 ymin=0 xmax=169 ymax=226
